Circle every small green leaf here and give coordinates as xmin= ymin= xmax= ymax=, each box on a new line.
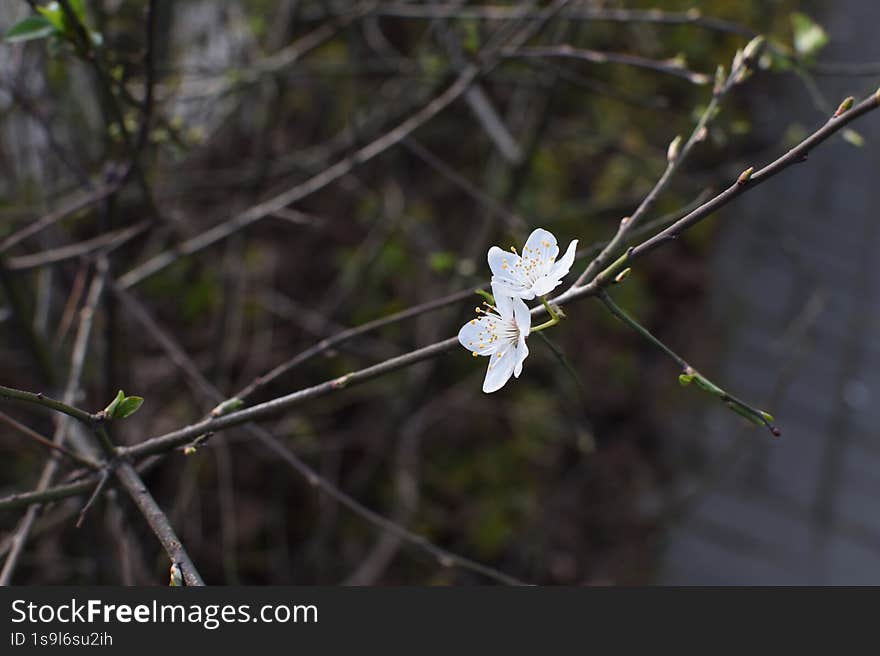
xmin=68 ymin=0 xmax=87 ymax=22
xmin=115 ymin=396 xmax=144 ymax=419
xmin=103 ymin=389 xmax=125 ymax=417
xmin=760 ymin=411 xmax=775 ymax=423
xmin=36 ymin=2 xmax=66 ymax=32
xmin=791 ymin=12 xmax=828 ymax=59
xmin=725 ymin=401 xmax=764 ymax=426
xmin=4 ymin=15 xmax=56 ymax=43
xmin=842 ymin=129 xmax=865 ymax=148
xmin=678 ymin=373 xmax=694 ymax=386
xmin=692 ymin=374 xmax=725 ymax=397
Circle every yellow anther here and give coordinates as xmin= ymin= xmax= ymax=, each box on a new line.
xmin=472 ymin=352 xmax=478 ymax=357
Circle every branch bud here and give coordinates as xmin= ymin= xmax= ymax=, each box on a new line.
xmin=169 ymin=563 xmax=183 ymax=587
xmin=833 ymin=96 xmax=854 ymax=118
xmin=713 ymin=65 xmax=726 ymax=95
xmin=731 ymin=48 xmax=744 ymax=73
xmin=737 ymin=166 xmax=754 ymax=185
xmin=742 ymin=35 xmax=766 ymax=64
xmin=666 ymin=135 xmax=682 ymax=163
xmin=330 ymin=374 xmax=351 ymax=389
xmin=613 ymin=268 xmax=632 ymax=284
xmin=210 ymin=397 xmax=244 ymax=418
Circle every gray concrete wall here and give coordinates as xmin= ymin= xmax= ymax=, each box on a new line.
xmin=661 ymin=2 xmax=880 ymax=584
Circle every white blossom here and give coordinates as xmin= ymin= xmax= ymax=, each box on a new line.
xmin=458 ymin=284 xmax=531 ymax=393
xmin=488 ymin=228 xmax=578 ymax=300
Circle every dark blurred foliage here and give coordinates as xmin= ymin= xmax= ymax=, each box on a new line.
xmin=0 ymin=0 xmax=818 ymax=584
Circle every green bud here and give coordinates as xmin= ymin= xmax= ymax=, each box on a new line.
xmin=103 ymin=390 xmax=144 ymax=419
xmin=667 ymin=135 xmax=682 ymax=163
xmin=210 ymin=397 xmax=244 ymax=417
xmin=169 ymin=563 xmax=183 ymax=587
xmin=743 ymin=35 xmax=766 ymax=62
xmin=737 ymin=166 xmax=755 ymax=185
xmin=833 ymin=96 xmax=854 ymax=118
xmin=725 ymin=400 xmax=764 ymax=426
xmin=713 ymin=65 xmax=726 ymax=95
xmin=103 ymin=390 xmax=125 ymax=418
xmin=693 ymin=374 xmax=725 ymax=397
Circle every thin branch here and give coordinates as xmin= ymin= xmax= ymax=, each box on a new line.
xmin=559 ymin=87 xmax=880 ymax=301
xmin=4 ymin=221 xmax=150 ymax=271
xmin=0 ymin=385 xmax=96 ymax=425
xmin=359 ymin=4 xmax=757 ymax=37
xmin=573 ymin=39 xmax=759 ymax=288
xmin=114 ymin=285 xmax=526 ymax=585
xmin=75 ymin=467 xmax=111 ymax=528
xmin=0 ymin=477 xmax=96 ymax=512
xmin=0 ymin=183 xmax=120 ymax=256
xmin=0 ymin=266 xmax=106 ymax=584
xmin=116 ymin=0 xmax=569 ymax=290
xmin=133 ymin=0 xmax=158 ymax=156
xmin=0 ymin=457 xmax=161 ymax=512
xmin=113 ymin=461 xmax=205 ymax=586
xmin=0 ymin=411 xmax=100 ymax=470
xmin=117 ymin=87 xmax=880 ymax=460
xmin=503 ymin=46 xmax=711 ymax=85
xmin=598 ymin=289 xmax=778 ymax=435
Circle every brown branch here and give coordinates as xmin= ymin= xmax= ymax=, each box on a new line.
xmin=0 ymin=266 xmax=106 ymax=584
xmin=503 ymin=46 xmax=711 ymax=85
xmin=113 ymin=462 xmax=205 ymax=586
xmin=572 ymin=37 xmax=760 ymax=288
xmin=116 ymin=0 xmax=570 ymax=290
xmin=562 ymin=88 xmax=880 ymax=299
xmin=118 ymin=87 xmax=880 ymax=461
xmin=113 ymin=285 xmax=524 ymax=585
xmin=369 ymin=4 xmax=756 ymax=37
xmin=0 ymin=411 xmax=100 ymax=470
xmin=4 ymin=221 xmax=151 ymax=271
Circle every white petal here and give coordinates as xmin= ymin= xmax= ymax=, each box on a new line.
xmin=512 ymin=295 xmax=531 ymax=337
xmin=530 ymin=276 xmax=563 ymax=297
xmin=513 ymin=336 xmax=529 ymax=378
xmin=522 ymin=228 xmax=559 ymax=268
xmin=458 ymin=316 xmax=500 ymax=355
xmin=549 ymin=239 xmax=578 ymax=280
xmin=482 ymin=345 xmax=517 ymax=393
xmin=488 ymin=246 xmax=528 ymax=296
xmin=490 ymin=282 xmax=515 ymax=319
xmin=497 ymin=279 xmax=535 ymax=300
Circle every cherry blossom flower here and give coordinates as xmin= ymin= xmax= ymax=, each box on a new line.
xmin=458 ymin=284 xmax=531 ymax=393
xmin=488 ymin=228 xmax=578 ymax=300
